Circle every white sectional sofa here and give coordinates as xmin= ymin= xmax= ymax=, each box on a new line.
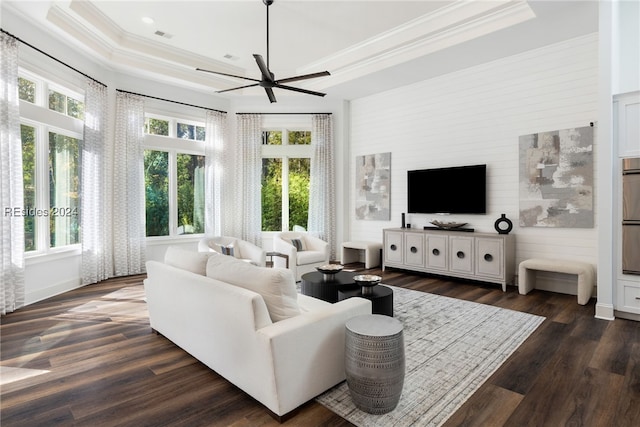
xmin=144 ymin=247 xmax=371 ymax=420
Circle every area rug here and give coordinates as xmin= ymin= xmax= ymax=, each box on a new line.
xmin=316 ymin=285 xmax=545 ymax=427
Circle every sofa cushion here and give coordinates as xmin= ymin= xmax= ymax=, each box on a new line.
xmin=206 ymin=255 xmax=301 ymax=322
xmin=165 ymin=246 xmax=213 ymax=275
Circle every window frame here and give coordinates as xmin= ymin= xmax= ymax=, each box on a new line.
xmin=142 ymin=111 xmax=207 ymax=241
xmin=261 ymin=127 xmax=313 ymax=233
xmin=18 ymin=68 xmax=85 ymax=258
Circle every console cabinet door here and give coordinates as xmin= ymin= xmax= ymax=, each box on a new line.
xmin=384 ymin=231 xmax=403 ymax=263
xmin=475 ymin=237 xmax=504 ymax=279
xmin=449 ymin=236 xmax=474 ymax=274
xmin=404 ymin=232 xmax=424 ymax=267
xmin=426 ymin=234 xmax=448 ymax=271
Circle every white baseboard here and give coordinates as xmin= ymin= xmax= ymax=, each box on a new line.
xmin=25 ymin=278 xmax=83 ymax=306
xmin=614 ymin=310 xmax=640 ymax=321
xmin=595 ymin=303 xmax=615 ymax=320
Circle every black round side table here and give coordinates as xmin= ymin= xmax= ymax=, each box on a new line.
xmin=338 ymin=284 xmax=394 ymax=317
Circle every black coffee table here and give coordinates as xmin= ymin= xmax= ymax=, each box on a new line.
xmin=300 ymin=271 xmax=359 ymax=303
xmin=338 ymin=285 xmax=394 ymax=317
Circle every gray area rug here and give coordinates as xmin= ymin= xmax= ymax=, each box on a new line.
xmin=316 ymin=285 xmax=545 ymax=427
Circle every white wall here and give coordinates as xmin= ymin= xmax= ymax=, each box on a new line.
xmin=612 ymin=0 xmax=640 ymax=95
xmin=348 ymin=34 xmax=599 ymax=292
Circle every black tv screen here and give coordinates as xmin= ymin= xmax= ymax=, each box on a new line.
xmin=407 ymin=164 xmax=487 ymax=214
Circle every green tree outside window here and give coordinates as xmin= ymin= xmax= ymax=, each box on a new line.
xmin=144 ymin=150 xmax=169 ymax=236
xmin=21 ymin=124 xmax=37 ymax=251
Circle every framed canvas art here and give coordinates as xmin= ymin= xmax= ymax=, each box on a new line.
xmin=355 ymin=152 xmax=391 ymax=220
xmin=519 ymin=125 xmax=594 ymax=228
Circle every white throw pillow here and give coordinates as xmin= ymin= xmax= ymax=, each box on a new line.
xmin=206 ymin=254 xmax=301 ymax=322
xmin=164 ymin=246 xmax=214 ymax=275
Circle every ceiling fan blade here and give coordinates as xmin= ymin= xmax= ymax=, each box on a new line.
xmin=276 ymin=71 xmax=330 ymax=84
xmin=196 ymin=68 xmax=261 ymax=83
xmin=253 ymin=54 xmax=274 ymax=81
xmin=265 ymin=87 xmax=277 ymax=103
xmin=274 ymin=84 xmax=326 ymax=97
xmin=216 ymin=83 xmax=259 ymax=94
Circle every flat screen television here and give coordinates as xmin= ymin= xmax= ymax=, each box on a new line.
xmin=407 ymin=164 xmax=486 ymax=214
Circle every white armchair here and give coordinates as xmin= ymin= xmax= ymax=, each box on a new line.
xmin=273 ymin=232 xmax=330 ymax=281
xmin=198 ymin=236 xmax=266 ymax=267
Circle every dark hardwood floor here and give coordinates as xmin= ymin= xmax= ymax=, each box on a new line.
xmin=1 ymin=266 xmax=639 ymax=426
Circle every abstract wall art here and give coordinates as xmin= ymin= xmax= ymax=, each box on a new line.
xmin=355 ymin=152 xmax=391 ymax=220
xmin=519 ymin=125 xmax=594 ymax=228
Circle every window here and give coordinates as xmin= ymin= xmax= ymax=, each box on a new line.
xmin=177 ymin=122 xmax=205 ymax=141
xmin=49 ymin=132 xmax=80 ymax=247
xmin=144 ymin=150 xmax=169 ymax=237
xmin=262 ymin=158 xmax=283 ymax=231
xmin=21 ymin=124 xmax=36 ymax=251
xmin=18 ymin=70 xmax=83 ymax=254
xmin=18 ymin=77 xmax=36 ymax=103
xmin=143 ymin=113 xmax=206 ymax=237
xmin=261 ymin=129 xmax=312 ymax=232
xmin=177 ymin=153 xmax=205 ymax=234
xmin=48 ymin=87 xmax=84 ymax=120
xmin=145 ymin=117 xmax=169 ymax=136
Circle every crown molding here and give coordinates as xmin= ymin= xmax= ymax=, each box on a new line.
xmin=46 ymin=1 xmax=244 ymax=89
xmin=299 ymin=0 xmax=536 ymax=90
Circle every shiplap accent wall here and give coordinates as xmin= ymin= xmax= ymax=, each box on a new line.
xmin=348 ymin=34 xmax=599 ymax=279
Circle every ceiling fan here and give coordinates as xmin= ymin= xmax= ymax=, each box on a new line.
xmin=196 ymin=0 xmax=330 ymax=103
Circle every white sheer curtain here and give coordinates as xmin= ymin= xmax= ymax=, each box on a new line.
xmin=204 ymin=110 xmax=227 ymax=237
xmin=0 ymin=32 xmax=25 ymax=315
xmin=308 ymin=114 xmax=336 ymax=259
xmin=236 ymin=114 xmax=263 ymax=246
xmin=81 ymin=80 xmax=111 ymax=285
xmin=112 ymin=92 xmax=146 ymax=276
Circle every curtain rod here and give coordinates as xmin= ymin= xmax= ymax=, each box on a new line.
xmin=1 ymin=28 xmax=107 ymax=87
xmin=116 ymin=89 xmax=227 ymax=114
xmin=237 ymin=112 xmax=332 ymax=115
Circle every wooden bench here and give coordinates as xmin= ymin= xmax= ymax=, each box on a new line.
xmin=518 ymin=258 xmax=595 ymax=305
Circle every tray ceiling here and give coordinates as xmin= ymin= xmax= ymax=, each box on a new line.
xmin=2 ymin=1 xmax=598 ymax=100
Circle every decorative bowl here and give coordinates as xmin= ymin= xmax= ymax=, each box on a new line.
xmin=353 ymin=274 xmax=382 ymax=295
xmin=316 ymin=264 xmax=344 ymax=274
xmin=317 ymin=264 xmax=344 ymax=281
xmin=430 ymin=220 xmax=467 ymax=229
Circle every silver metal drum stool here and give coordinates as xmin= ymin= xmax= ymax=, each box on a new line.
xmin=345 ymin=314 xmax=405 ymax=414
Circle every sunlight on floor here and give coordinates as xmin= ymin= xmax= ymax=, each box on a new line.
xmin=54 ymin=285 xmax=149 ymax=324
xmin=0 ymin=366 xmax=50 ymax=386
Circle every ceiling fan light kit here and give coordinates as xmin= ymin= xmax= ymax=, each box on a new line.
xmin=197 ymin=0 xmax=330 ymax=103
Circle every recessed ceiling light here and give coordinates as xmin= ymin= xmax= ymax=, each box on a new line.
xmin=142 ymin=17 xmax=154 ymax=24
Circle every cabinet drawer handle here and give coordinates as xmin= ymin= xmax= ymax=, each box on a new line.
xmin=432 ymin=248 xmax=440 ymax=256
xmin=484 ymin=254 xmax=493 ymax=262
xmin=390 ymin=244 xmax=397 ymax=251
xmin=410 ymin=246 xmax=418 ymax=254
xmin=457 ymin=251 xmax=465 ymax=259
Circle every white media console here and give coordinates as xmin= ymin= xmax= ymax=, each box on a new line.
xmin=383 ymin=228 xmax=516 ymax=291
